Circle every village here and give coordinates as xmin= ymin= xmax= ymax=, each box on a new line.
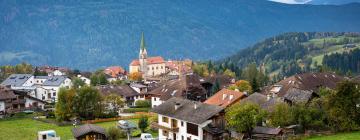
xmin=1 ymin=34 xmax=360 ymax=140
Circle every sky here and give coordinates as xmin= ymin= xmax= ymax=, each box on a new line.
xmin=268 ymin=0 xmax=360 ymax=4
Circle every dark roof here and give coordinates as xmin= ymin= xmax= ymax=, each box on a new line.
xmin=353 ymin=75 xmax=360 ymax=83
xmin=262 ymin=72 xmax=345 ymax=97
xmin=148 ymin=74 xmax=206 ymax=101
xmin=72 ymin=124 xmax=106 ymax=138
xmin=240 ymin=93 xmax=267 ymax=105
xmin=252 ymin=126 xmax=282 ymax=135
xmin=283 ymin=88 xmax=315 ymax=104
xmin=151 ymin=97 xmax=224 ymax=125
xmin=43 ymin=76 xmax=67 ymax=86
xmin=0 ymin=86 xmax=17 ymax=100
xmin=203 ymin=74 xmax=234 ymax=88
xmin=1 ymin=74 xmax=33 ymax=87
xmin=97 ymin=85 xmax=139 ymax=97
xmin=261 ymin=98 xmax=284 ymax=112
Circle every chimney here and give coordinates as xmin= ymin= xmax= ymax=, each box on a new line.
xmin=175 ymin=102 xmax=181 ymax=110
xmin=193 ymin=101 xmax=198 ymax=109
xmin=267 ymin=94 xmax=272 ymax=101
xmin=229 ymin=94 xmax=234 ymax=100
xmin=222 ymin=94 xmax=227 ymax=100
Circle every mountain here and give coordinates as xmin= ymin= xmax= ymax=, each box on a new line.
xmin=218 ymin=32 xmax=360 ymax=78
xmin=1 ymin=0 xmax=360 ymax=70
xmin=269 ymin=0 xmax=360 ymax=5
xmin=307 ymin=0 xmax=360 ymax=5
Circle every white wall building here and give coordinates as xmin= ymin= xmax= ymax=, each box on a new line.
xmin=151 ymin=97 xmax=225 ymax=140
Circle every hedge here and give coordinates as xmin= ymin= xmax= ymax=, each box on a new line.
xmin=123 ymin=108 xmax=150 ymax=113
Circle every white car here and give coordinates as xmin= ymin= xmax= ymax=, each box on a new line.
xmin=140 ymin=133 xmax=155 ymax=140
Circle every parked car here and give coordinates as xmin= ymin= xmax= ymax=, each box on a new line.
xmin=140 ymin=133 xmax=155 ymax=140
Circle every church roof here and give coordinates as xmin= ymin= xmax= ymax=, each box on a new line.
xmin=130 ymin=56 xmax=165 ymax=66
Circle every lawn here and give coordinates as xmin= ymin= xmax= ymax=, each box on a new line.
xmin=0 ymin=117 xmax=156 ymax=140
xmin=306 ymin=131 xmax=360 ymax=140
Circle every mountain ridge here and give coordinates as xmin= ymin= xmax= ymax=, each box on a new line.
xmin=1 ymin=0 xmax=360 ymax=70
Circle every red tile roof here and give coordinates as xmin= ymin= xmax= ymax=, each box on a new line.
xmin=104 ymin=66 xmax=126 ymax=77
xmin=204 ymin=89 xmax=246 ymax=108
xmin=130 ymin=56 xmax=165 ymax=66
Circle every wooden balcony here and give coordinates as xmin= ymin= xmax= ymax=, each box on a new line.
xmin=151 ymin=122 xmax=179 ymax=133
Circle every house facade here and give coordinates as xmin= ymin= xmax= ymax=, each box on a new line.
xmin=151 ymin=97 xmax=226 ymax=140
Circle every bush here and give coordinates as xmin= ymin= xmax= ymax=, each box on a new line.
xmin=107 ymin=126 xmax=126 ymax=140
xmin=123 ymin=108 xmax=150 ymax=113
xmin=135 ymin=100 xmax=151 ymax=108
xmin=138 ymin=116 xmax=149 ymax=132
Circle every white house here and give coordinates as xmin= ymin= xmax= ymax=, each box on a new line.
xmin=77 ymin=75 xmax=91 ymax=85
xmin=151 ymin=97 xmax=226 ymax=140
xmin=38 ymin=76 xmax=72 ymax=102
xmin=48 ymin=70 xmax=66 ymax=76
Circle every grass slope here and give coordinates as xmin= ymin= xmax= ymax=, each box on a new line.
xmin=0 ymin=118 xmax=147 ymax=140
xmin=306 ymin=131 xmax=360 ymax=140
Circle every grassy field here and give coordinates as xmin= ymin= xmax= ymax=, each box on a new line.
xmin=306 ymin=131 xmax=360 ymax=140
xmin=0 ymin=117 xmax=156 ymax=140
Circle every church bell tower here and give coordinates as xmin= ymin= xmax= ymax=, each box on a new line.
xmin=139 ymin=32 xmax=148 ymax=78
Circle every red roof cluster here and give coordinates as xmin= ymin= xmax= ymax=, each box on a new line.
xmin=104 ymin=66 xmax=126 ymax=78
xmin=204 ymin=88 xmax=246 ymax=108
xmin=130 ymin=56 xmax=165 ymax=66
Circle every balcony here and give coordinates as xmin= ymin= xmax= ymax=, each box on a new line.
xmin=12 ymin=99 xmax=26 ymax=104
xmin=151 ymin=122 xmax=179 ymax=133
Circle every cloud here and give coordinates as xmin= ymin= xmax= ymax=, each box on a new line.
xmin=268 ymin=0 xmax=312 ymax=4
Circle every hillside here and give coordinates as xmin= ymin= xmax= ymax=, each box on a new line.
xmin=218 ymin=32 xmax=360 ymax=77
xmin=1 ymin=0 xmax=360 ymax=70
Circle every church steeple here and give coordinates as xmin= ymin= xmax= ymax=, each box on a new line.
xmin=140 ymin=32 xmax=146 ymax=51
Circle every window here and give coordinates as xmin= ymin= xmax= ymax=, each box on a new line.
xmin=156 ymin=67 xmax=158 ymax=69
xmin=154 ymin=98 xmax=157 ymax=101
xmin=162 ymin=116 xmax=169 ymax=123
xmin=53 ymin=92 xmax=56 ymax=97
xmin=182 ymin=136 xmax=184 ymax=140
xmin=152 ymin=67 xmax=154 ymax=70
xmin=181 ymin=121 xmax=184 ymax=127
xmin=186 ymin=123 xmax=198 ymax=136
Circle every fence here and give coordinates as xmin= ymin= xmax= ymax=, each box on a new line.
xmin=81 ymin=112 xmax=155 ymax=124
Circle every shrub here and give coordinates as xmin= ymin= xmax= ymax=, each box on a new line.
xmin=135 ymin=100 xmax=151 ymax=108
xmin=123 ymin=108 xmax=150 ymax=113
xmin=107 ymin=126 xmax=126 ymax=140
xmin=138 ymin=116 xmax=149 ymax=132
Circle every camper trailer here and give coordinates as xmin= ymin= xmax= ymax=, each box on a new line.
xmin=38 ymin=130 xmax=60 ymax=140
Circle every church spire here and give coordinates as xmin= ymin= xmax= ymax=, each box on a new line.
xmin=140 ymin=32 xmax=146 ymax=51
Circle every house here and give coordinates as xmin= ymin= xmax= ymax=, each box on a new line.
xmin=104 ymin=66 xmax=127 ymax=81
xmin=77 ymin=74 xmax=91 ymax=85
xmin=166 ymin=60 xmax=193 ymax=76
xmin=129 ymin=83 xmax=148 ymax=94
xmin=240 ymin=92 xmax=283 ymax=112
xmin=2 ymin=74 xmax=72 ymax=103
xmin=0 ymin=86 xmax=46 ymax=116
xmin=35 ymin=76 xmax=72 ymax=102
xmin=262 ymin=72 xmax=344 ymax=99
xmin=283 ymin=88 xmax=318 ymax=105
xmin=204 ymin=89 xmax=246 ymax=108
xmin=71 ymin=124 xmax=107 ymax=140
xmin=251 ymin=126 xmax=284 ymax=139
xmin=36 ymin=66 xmax=69 ymax=76
xmin=129 ymin=33 xmax=166 ymax=78
xmin=97 ymin=85 xmax=148 ymax=106
xmin=149 ymin=74 xmax=207 ymax=108
xmin=1 ymin=74 xmax=35 ymax=89
xmin=151 ymin=97 xmax=226 ymax=140
xmin=0 ymin=86 xmax=17 ymax=116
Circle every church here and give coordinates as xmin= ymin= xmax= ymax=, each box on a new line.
xmin=129 ymin=33 xmax=166 ymax=78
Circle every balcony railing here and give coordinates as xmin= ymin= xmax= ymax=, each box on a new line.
xmin=151 ymin=122 xmax=179 ymax=133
